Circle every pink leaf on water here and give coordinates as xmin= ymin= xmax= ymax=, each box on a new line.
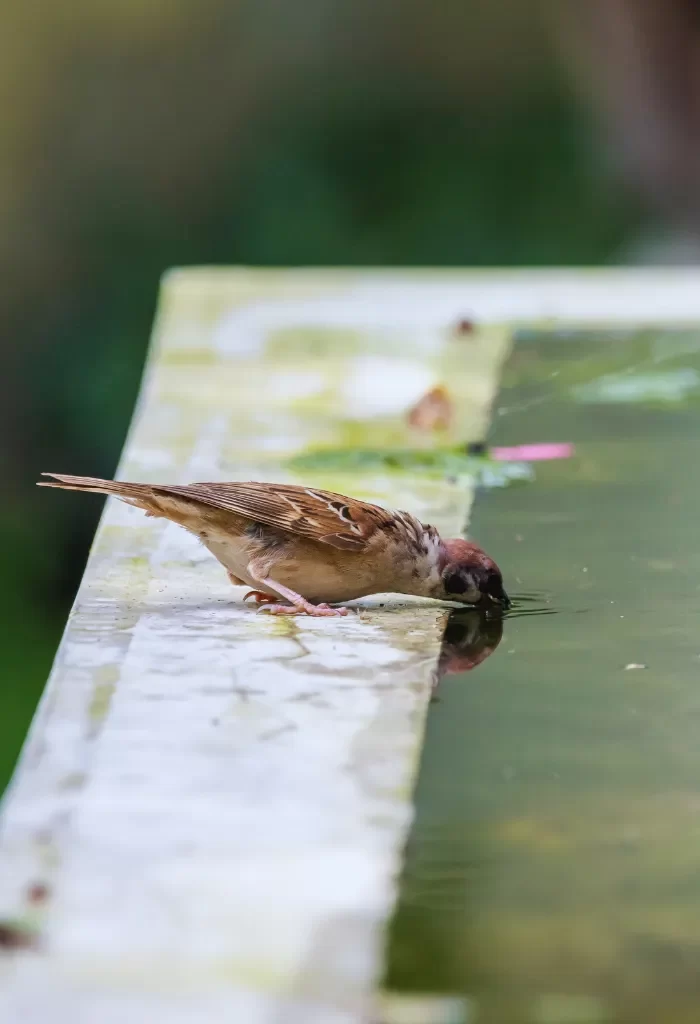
xmin=491 ymin=443 xmax=574 ymax=462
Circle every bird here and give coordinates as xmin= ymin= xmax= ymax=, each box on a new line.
xmin=38 ymin=473 xmax=510 ymax=618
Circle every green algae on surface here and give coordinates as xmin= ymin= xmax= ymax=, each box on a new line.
xmin=379 ymin=991 xmax=472 ymax=1024
xmin=87 ymin=684 xmax=114 ymax=725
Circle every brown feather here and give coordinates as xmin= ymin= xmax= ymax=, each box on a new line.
xmin=37 ymin=475 xmax=408 ymax=552
xmin=165 ymin=482 xmax=399 ymax=551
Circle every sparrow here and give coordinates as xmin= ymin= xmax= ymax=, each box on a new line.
xmin=38 ymin=474 xmax=510 ymax=618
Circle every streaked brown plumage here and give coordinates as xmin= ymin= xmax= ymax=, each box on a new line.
xmin=38 ymin=474 xmax=510 ymax=617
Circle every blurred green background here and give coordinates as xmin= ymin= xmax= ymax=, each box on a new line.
xmin=2 ymin=0 xmax=697 ymax=788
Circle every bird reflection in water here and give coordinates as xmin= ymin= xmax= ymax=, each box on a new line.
xmin=435 ymin=607 xmax=504 ymax=686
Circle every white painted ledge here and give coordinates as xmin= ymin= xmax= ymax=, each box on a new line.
xmin=2 ymin=270 xmax=700 ymax=1023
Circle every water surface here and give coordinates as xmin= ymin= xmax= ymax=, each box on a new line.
xmin=386 ymin=327 xmax=700 ymax=1024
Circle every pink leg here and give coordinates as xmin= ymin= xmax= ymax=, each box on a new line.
xmin=248 ymin=574 xmax=348 ymax=618
xmin=257 ymin=602 xmax=345 ymax=617
xmin=230 ymin=574 xmax=296 ymax=611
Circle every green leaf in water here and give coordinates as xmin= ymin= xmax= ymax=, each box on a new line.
xmin=289 ymin=447 xmax=534 ymax=488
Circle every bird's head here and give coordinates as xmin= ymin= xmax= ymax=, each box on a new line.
xmin=438 ymin=538 xmax=511 ymax=609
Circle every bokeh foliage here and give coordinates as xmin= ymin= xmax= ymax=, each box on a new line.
xmin=0 ymin=0 xmax=644 ymax=787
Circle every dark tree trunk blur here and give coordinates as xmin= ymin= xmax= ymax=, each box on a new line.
xmin=551 ymin=0 xmax=700 ymax=234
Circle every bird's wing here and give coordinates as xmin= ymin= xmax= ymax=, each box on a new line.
xmin=163 ymin=481 xmax=417 ymax=552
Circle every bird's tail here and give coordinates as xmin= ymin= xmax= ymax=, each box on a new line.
xmin=38 ymin=473 xmax=154 ymax=506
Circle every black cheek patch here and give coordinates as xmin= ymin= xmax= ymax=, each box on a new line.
xmin=444 ymin=572 xmax=468 ymax=595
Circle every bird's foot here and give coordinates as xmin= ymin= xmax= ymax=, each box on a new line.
xmin=245 ymin=572 xmax=349 ymax=617
xmin=260 ymin=601 xmax=348 ymax=618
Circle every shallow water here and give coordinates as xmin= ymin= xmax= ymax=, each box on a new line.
xmin=385 ymin=327 xmax=700 ymax=1024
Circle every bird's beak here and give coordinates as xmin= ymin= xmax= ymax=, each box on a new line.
xmin=484 ymin=584 xmax=511 ymax=611
xmin=479 ymin=570 xmax=511 ymax=611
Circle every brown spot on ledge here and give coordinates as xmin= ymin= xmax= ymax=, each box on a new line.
xmin=26 ymin=882 xmax=50 ymax=905
xmin=407 ymin=386 xmax=453 ymax=432
xmin=454 ymin=316 xmax=476 ymax=335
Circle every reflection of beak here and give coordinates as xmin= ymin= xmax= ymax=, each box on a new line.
xmin=438 ymin=607 xmax=504 ymax=679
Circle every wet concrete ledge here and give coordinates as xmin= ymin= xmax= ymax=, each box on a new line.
xmin=0 ymin=269 xmax=699 ymax=1023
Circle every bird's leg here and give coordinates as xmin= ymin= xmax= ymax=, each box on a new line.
xmin=246 ymin=565 xmax=348 ymax=618
xmin=228 ymin=572 xmax=292 ymax=609
xmin=228 ymin=571 xmax=290 ymax=608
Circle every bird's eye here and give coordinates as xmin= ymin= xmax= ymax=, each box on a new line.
xmin=444 ymin=571 xmax=468 ymax=595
